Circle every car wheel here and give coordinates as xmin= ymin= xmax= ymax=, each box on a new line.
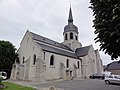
xmin=100 ymin=77 xmax=104 ymax=79
xmin=105 ymin=80 xmax=110 ymax=84
xmin=89 ymin=76 xmax=92 ymax=79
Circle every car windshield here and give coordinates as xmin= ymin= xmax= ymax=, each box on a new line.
xmin=108 ymin=75 xmax=113 ymax=78
xmin=114 ymin=75 xmax=120 ymax=79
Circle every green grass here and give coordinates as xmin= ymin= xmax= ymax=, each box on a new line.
xmin=1 ymin=82 xmax=36 ymax=90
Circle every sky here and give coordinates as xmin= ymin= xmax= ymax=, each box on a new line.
xmin=0 ymin=0 xmax=118 ymax=65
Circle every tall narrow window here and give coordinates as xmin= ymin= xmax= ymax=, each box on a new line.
xmin=33 ymin=54 xmax=36 ymax=65
xmin=43 ymin=52 xmax=45 ymax=60
xmin=50 ymin=55 xmax=54 ymax=65
xmin=65 ymin=33 xmax=67 ymax=40
xmin=70 ymin=33 xmax=73 ymax=39
xmin=23 ymin=57 xmax=25 ymax=64
xmin=77 ymin=61 xmax=80 ymax=69
xmin=66 ymin=59 xmax=69 ymax=68
xmin=75 ymin=36 xmax=78 ymax=40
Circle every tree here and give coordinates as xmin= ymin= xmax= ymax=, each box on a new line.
xmin=0 ymin=40 xmax=18 ymax=78
xmin=0 ymin=74 xmax=3 ymax=88
xmin=90 ymin=0 xmax=120 ymax=60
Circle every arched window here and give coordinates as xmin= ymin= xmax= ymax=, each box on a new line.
xmin=50 ymin=55 xmax=54 ymax=65
xmin=23 ymin=56 xmax=25 ymax=64
xmin=70 ymin=33 xmax=73 ymax=39
xmin=43 ymin=52 xmax=45 ymax=60
xmin=16 ymin=58 xmax=20 ymax=64
xmin=77 ymin=61 xmax=80 ymax=69
xmin=65 ymin=33 xmax=67 ymax=40
xmin=33 ymin=54 xmax=36 ymax=65
xmin=66 ymin=59 xmax=69 ymax=68
xmin=75 ymin=36 xmax=78 ymax=40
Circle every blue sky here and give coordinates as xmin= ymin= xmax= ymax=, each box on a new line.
xmin=0 ymin=0 xmax=117 ymax=65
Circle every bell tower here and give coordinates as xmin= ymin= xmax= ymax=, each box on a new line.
xmin=63 ymin=7 xmax=82 ymax=51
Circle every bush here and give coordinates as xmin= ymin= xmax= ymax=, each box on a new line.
xmin=0 ymin=75 xmax=3 ymax=84
xmin=0 ymin=74 xmax=4 ymax=89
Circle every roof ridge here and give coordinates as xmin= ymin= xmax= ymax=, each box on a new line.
xmin=30 ymin=31 xmax=59 ymax=43
xmin=29 ymin=31 xmax=73 ymax=51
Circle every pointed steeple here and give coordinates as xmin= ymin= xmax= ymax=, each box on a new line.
xmin=63 ymin=6 xmax=82 ymax=50
xmin=64 ymin=6 xmax=78 ymax=33
xmin=68 ymin=7 xmax=73 ymax=23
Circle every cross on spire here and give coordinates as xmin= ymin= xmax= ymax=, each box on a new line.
xmin=69 ymin=0 xmax=71 ymax=7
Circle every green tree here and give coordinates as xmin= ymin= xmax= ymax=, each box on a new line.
xmin=0 ymin=40 xmax=18 ymax=78
xmin=0 ymin=74 xmax=3 ymax=84
xmin=90 ymin=0 xmax=120 ymax=60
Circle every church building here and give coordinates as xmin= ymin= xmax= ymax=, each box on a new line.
xmin=11 ymin=7 xmax=103 ymax=82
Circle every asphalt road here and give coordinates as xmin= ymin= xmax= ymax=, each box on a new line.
xmin=32 ymin=79 xmax=120 ymax=90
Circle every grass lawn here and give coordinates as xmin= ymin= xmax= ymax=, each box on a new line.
xmin=1 ymin=82 xmax=36 ymax=90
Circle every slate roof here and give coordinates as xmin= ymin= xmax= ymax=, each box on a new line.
xmin=75 ymin=45 xmax=91 ymax=57
xmin=36 ymin=42 xmax=78 ymax=58
xmin=64 ymin=23 xmax=78 ymax=33
xmin=30 ymin=31 xmax=91 ymax=59
xmin=107 ymin=61 xmax=120 ymax=70
xmin=30 ymin=32 xmax=73 ymax=51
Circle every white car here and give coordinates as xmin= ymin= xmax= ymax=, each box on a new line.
xmin=0 ymin=71 xmax=7 ymax=80
xmin=104 ymin=75 xmax=120 ymax=84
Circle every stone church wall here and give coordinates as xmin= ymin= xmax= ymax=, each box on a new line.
xmin=15 ymin=31 xmax=43 ymax=81
xmin=44 ymin=51 xmax=82 ymax=80
xmin=10 ymin=30 xmax=103 ymax=83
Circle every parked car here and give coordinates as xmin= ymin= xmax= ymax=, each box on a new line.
xmin=104 ymin=75 xmax=120 ymax=84
xmin=0 ymin=71 xmax=7 ymax=80
xmin=89 ymin=73 xmax=105 ymax=79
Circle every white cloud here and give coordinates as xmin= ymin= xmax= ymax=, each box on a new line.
xmin=0 ymin=0 xmax=115 ymax=65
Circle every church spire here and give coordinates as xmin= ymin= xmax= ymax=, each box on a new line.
xmin=63 ymin=6 xmax=82 ymax=50
xmin=68 ymin=7 xmax=73 ymax=23
xmin=64 ymin=6 xmax=78 ymax=33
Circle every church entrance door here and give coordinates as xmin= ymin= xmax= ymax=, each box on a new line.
xmin=70 ymin=71 xmax=72 ymax=79
xmin=66 ymin=70 xmax=69 ymax=80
